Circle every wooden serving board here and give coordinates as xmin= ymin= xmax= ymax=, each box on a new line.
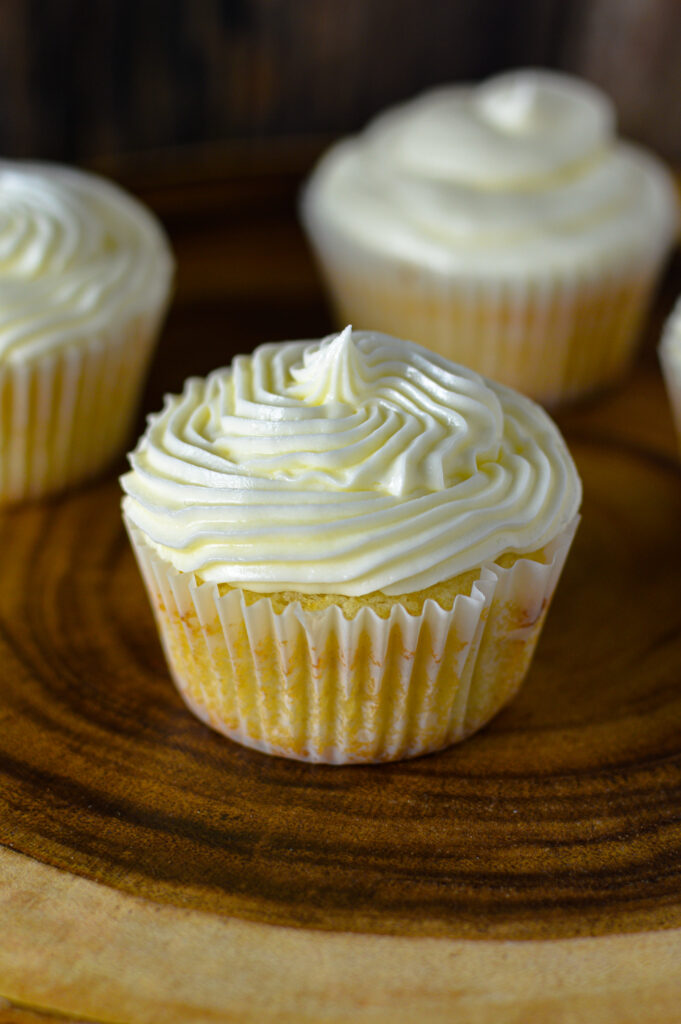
xmin=1 ymin=169 xmax=681 ymax=1023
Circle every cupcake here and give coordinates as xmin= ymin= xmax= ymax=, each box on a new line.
xmin=301 ymin=70 xmax=679 ymax=407
xmin=659 ymin=297 xmax=681 ymax=449
xmin=0 ymin=160 xmax=173 ymax=504
xmin=121 ymin=327 xmax=581 ymax=764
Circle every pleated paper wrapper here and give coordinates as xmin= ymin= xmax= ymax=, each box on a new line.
xmin=301 ymin=203 xmax=668 ymax=407
xmin=126 ymin=516 xmax=579 ymax=764
xmin=0 ymin=306 xmax=166 ymax=505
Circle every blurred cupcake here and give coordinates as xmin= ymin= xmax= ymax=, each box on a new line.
xmin=659 ymin=297 xmax=681 ymax=449
xmin=301 ymin=70 xmax=678 ymax=407
xmin=121 ymin=327 xmax=581 ymax=764
xmin=0 ymin=160 xmax=173 ymax=504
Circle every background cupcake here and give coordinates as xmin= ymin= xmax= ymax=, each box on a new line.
xmin=301 ymin=70 xmax=679 ymax=407
xmin=659 ymin=297 xmax=681 ymax=450
xmin=121 ymin=328 xmax=581 ymax=764
xmin=0 ymin=161 xmax=173 ymax=504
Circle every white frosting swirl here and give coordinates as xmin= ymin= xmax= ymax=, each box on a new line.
xmin=660 ymin=297 xmax=681 ymax=374
xmin=121 ymin=328 xmax=581 ymax=596
xmin=0 ymin=161 xmax=173 ymax=361
xmin=302 ymin=70 xmax=678 ymax=276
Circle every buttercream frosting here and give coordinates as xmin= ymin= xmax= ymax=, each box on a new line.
xmin=661 ymin=297 xmax=681 ymax=353
xmin=0 ymin=161 xmax=173 ymax=362
xmin=121 ymin=328 xmax=581 ymax=596
xmin=302 ymin=70 xmax=678 ymax=276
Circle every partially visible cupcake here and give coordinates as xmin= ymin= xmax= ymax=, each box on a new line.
xmin=659 ymin=297 xmax=681 ymax=449
xmin=301 ymin=70 xmax=678 ymax=407
xmin=0 ymin=161 xmax=173 ymax=504
xmin=121 ymin=327 xmax=581 ymax=764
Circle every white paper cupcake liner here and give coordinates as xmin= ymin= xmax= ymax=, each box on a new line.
xmin=659 ymin=297 xmax=681 ymax=448
xmin=302 ymin=208 xmax=665 ymax=407
xmin=125 ymin=516 xmax=579 ymax=764
xmin=0 ymin=306 xmax=166 ymax=504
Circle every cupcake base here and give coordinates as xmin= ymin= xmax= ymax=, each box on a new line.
xmin=0 ymin=309 xmax=164 ymax=505
xmin=301 ymin=202 xmax=665 ymax=406
xmin=126 ymin=517 xmax=579 ymax=764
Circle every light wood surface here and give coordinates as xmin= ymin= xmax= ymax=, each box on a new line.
xmin=1 ymin=168 xmax=681 ymax=1022
xmin=3 ymin=844 xmax=681 ymax=1024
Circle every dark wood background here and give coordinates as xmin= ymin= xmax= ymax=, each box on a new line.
xmin=0 ymin=0 xmax=680 ymax=168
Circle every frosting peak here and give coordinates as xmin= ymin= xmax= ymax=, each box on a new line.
xmin=288 ymin=325 xmax=505 ymax=497
xmin=475 ymin=69 xmax=614 ymax=153
xmin=121 ymin=330 xmax=581 ymax=596
xmin=476 ymin=76 xmax=541 ymax=132
xmin=288 ymin=325 xmax=367 ymax=406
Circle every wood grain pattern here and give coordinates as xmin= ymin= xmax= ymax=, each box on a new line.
xmin=1 ymin=424 xmax=681 ymax=943
xmin=1 ymin=166 xmax=681 ymax=1021
xmin=0 ymin=997 xmax=94 ymax=1024
xmin=4 ymin=846 xmax=681 ymax=1024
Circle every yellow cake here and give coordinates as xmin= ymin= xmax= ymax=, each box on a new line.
xmin=301 ymin=70 xmax=679 ymax=407
xmin=122 ymin=328 xmax=581 ymax=763
xmin=0 ymin=160 xmax=173 ymax=503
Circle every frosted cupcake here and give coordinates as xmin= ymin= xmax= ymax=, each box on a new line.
xmin=0 ymin=161 xmax=173 ymax=503
xmin=659 ymin=297 xmax=681 ymax=449
xmin=121 ymin=327 xmax=581 ymax=764
xmin=301 ymin=70 xmax=678 ymax=407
